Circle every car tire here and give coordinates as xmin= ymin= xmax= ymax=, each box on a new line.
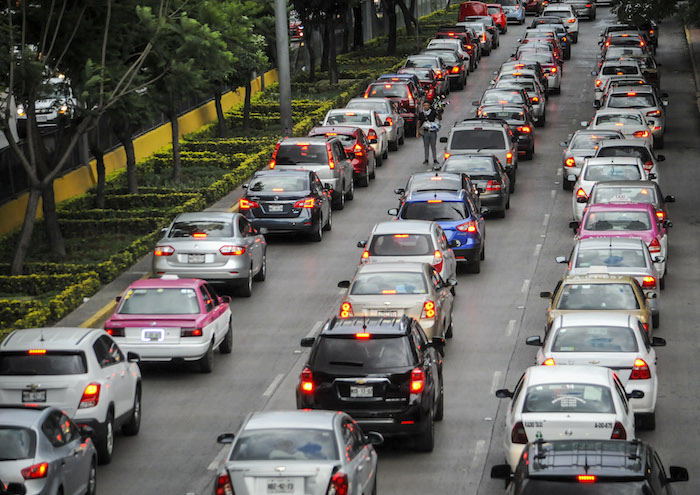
xmin=122 ymin=386 xmax=142 ymax=436
xmin=660 ymin=276 xmax=665 ymax=290
xmin=219 ymin=320 xmax=233 ymax=354
xmin=332 ymin=187 xmax=345 ymax=210
xmin=310 ymin=218 xmax=323 ymax=242
xmin=509 ymin=178 xmax=516 ymax=193
xmin=415 ymin=413 xmax=435 ymax=452
xmin=376 ymin=153 xmax=383 ymax=167
xmin=496 ymin=208 xmax=506 ymax=218
xmin=536 ymin=113 xmax=546 ymax=127
xmin=199 ymin=341 xmax=215 ymax=373
xmin=573 ymin=32 xmax=578 ymax=43
xmin=652 ymin=312 xmax=660 ymax=329
xmin=96 ymin=410 xmax=114 ymax=465
xmin=525 ymin=146 xmax=534 ymax=160
xmin=445 ymin=321 xmax=453 ymax=339
xmin=346 ymin=178 xmax=355 ymax=200
xmin=87 ymin=459 xmax=97 ymax=495
xmin=506 ymin=197 xmax=511 ymax=210
xmin=435 ymin=389 xmax=444 ymax=421
xmin=253 ymin=252 xmax=266 ymax=281
xmin=239 ymin=268 xmax=253 ymax=297
xmin=398 ymin=133 xmax=405 ymax=145
xmin=382 ymin=148 xmax=388 ymax=159
xmin=389 ymin=139 xmax=399 ymax=151
xmin=563 ymin=177 xmax=573 ymax=191
xmin=655 ymin=135 xmax=664 ymax=149
xmin=503 ymin=25 xmax=508 ymax=34
xmin=369 ymin=159 xmax=376 ymax=179
xmin=639 ymin=412 xmax=656 ymax=431
xmin=468 ymin=259 xmax=481 ymax=274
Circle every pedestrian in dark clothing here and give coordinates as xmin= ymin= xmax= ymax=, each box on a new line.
xmin=417 ymin=101 xmax=441 ymax=165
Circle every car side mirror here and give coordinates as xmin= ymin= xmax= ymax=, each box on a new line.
xmin=591 ymin=70 xmax=598 ymax=76
xmin=648 ymin=173 xmax=657 ymax=180
xmin=495 ymin=389 xmax=513 ymax=399
xmin=472 ymin=101 xmax=479 ymax=106
xmin=651 ymin=336 xmax=666 ymax=347
xmin=338 ymin=280 xmax=351 ymax=288
xmin=663 ymin=220 xmax=673 ymax=228
xmin=555 ymin=256 xmax=567 ymax=264
xmin=439 ymin=137 xmax=448 ymax=143
xmin=490 ymin=464 xmax=513 ymax=480
xmin=127 ymin=352 xmax=140 ymax=363
xmin=480 ymin=207 xmax=490 ymax=215
xmin=357 ymin=240 xmax=367 ymax=248
xmin=569 ymin=221 xmax=579 ymax=230
xmin=161 ymin=227 xmax=168 ymax=234
xmin=652 ymin=255 xmax=665 ymax=263
xmin=580 ymin=121 xmax=589 ymax=127
xmin=242 ymin=183 xmax=249 ymax=189
xmin=567 ymin=174 xmax=577 ymax=182
xmin=489 ymin=79 xmax=495 ymax=85
xmin=449 ymin=239 xmax=461 ymax=248
xmin=324 ymin=183 xmax=332 ymax=190
xmin=115 ymin=295 xmax=121 ymax=303
xmin=626 ymin=390 xmax=644 ymax=399
xmin=525 ymin=336 xmax=542 ymax=346
xmin=79 ymin=425 xmax=96 ymax=442
xmin=394 ymin=188 xmax=405 ymax=195
xmin=369 ymin=138 xmax=378 ymax=144
xmin=593 ymin=101 xmax=600 ymax=109
xmin=220 ymin=295 xmax=232 ymax=304
xmin=366 ymin=431 xmax=384 ymax=446
xmin=576 ymin=196 xmax=588 ymax=204
xmin=664 ymin=195 xmax=675 ymax=202
xmin=540 ymin=291 xmax=553 ymax=299
xmin=300 ymin=337 xmax=315 ymax=347
xmin=559 ymin=141 xmax=568 ymax=147
xmin=446 ymin=278 xmax=458 ymax=287
xmin=662 ymin=100 xmax=669 ymax=107
xmin=384 ymin=120 xmax=392 ymax=126
xmin=657 ymin=154 xmax=665 ymax=161
xmin=430 ymin=336 xmax=446 ymax=352
xmin=388 ymin=208 xmax=399 ymax=216
xmin=258 ymin=227 xmax=269 ymax=235
xmin=217 ymin=433 xmax=235 ymax=444
xmin=492 ymin=70 xmax=498 ymax=75
xmin=668 ymin=466 xmax=689 ymax=482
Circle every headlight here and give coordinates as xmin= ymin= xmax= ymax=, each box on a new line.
xmin=59 ymin=105 xmax=68 ymax=114
xmin=17 ymin=105 xmax=25 ymax=116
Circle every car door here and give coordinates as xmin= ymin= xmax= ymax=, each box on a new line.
xmin=412 ymin=324 xmax=440 ymax=408
xmin=311 ymin=175 xmax=329 ymax=224
xmin=612 ymin=374 xmax=635 ymax=434
xmin=61 ymin=413 xmax=92 ymax=494
xmin=373 ymin=111 xmax=387 ymax=153
xmin=93 ymin=335 xmax=131 ymax=418
xmin=340 ymin=418 xmax=368 ymax=491
xmin=42 ymin=410 xmax=81 ymax=495
xmin=335 ymin=141 xmax=353 ymax=190
xmin=504 ymin=373 xmax=526 ymax=451
xmin=467 ymin=196 xmax=485 ymax=239
xmin=198 ymin=284 xmax=220 ymax=343
xmin=430 ymin=268 xmax=451 ymax=338
xmin=238 ymin=216 xmax=262 ymax=274
xmin=435 ymin=225 xmax=456 ymax=281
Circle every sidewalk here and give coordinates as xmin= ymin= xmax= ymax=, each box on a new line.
xmin=685 ymin=24 xmax=700 ymax=113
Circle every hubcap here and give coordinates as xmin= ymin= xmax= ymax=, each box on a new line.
xmin=133 ymin=394 xmax=140 ymax=423
xmin=106 ymin=420 xmax=113 ymax=454
xmin=88 ymin=463 xmax=96 ymax=493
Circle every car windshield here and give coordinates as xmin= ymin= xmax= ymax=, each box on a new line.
xmin=583 ymin=211 xmax=651 ymax=231
xmin=326 ymin=112 xmax=373 ymax=125
xmin=249 ymin=175 xmax=309 ymax=193
xmin=584 ymin=164 xmax=642 ymax=181
xmin=605 ymin=47 xmax=645 ymax=58
xmin=606 ymin=93 xmax=656 ymax=108
xmin=367 ymin=83 xmax=409 ymax=98
xmin=0 ymin=427 xmax=36 ymax=460
xmin=497 ymin=80 xmax=537 ymax=92
xmin=0 ymin=351 xmax=87 ymax=375
xmin=118 ymin=288 xmax=201 ymax=315
xmin=443 ymin=156 xmax=496 ymax=174
xmin=314 ymin=335 xmax=414 ymax=369
xmin=542 ymin=10 xmax=572 ymax=19
xmin=482 ymin=91 xmax=524 ymax=105
xmin=575 ymin=248 xmax=647 ymax=268
xmin=523 ymin=383 xmax=615 ymax=414
xmin=347 ymin=100 xmax=388 ymax=113
xmin=230 ymin=429 xmax=338 ymax=461
xmin=602 ymin=65 xmax=640 ymax=75
xmin=597 ymin=146 xmax=652 ymax=163
xmin=552 ymin=326 xmax=638 ymax=352
xmin=518 ymin=53 xmax=553 ymax=64
xmin=451 ymin=129 xmax=506 ymax=150
xmin=401 ymin=201 xmax=468 ymax=221
xmin=556 ymin=283 xmax=640 ymax=310
xmin=570 ymin=133 xmax=619 ymax=149
xmin=169 ymin=220 xmax=233 ymax=238
xmin=369 ymin=234 xmax=434 ymax=256
xmin=425 ymin=50 xmax=459 ymax=63
xmin=399 ymin=68 xmax=432 ymax=79
xmin=350 ymin=272 xmax=428 ymax=295
xmin=275 ymin=143 xmax=328 ymax=165
xmin=482 ymin=109 xmax=526 ymax=122
xmin=592 ymin=185 xmax=656 ymax=204
xmin=594 ymin=113 xmax=644 ymax=125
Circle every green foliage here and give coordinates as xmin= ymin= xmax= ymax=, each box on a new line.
xmin=611 ymin=0 xmax=677 ymax=22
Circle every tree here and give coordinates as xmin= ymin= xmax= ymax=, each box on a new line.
xmin=611 ymin=0 xmax=677 ymax=24
xmin=381 ymin=0 xmax=399 ymax=54
xmin=680 ymin=1 xmax=700 ymax=27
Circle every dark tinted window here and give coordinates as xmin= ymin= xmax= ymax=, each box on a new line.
xmin=552 ymin=326 xmax=638 ymax=352
xmin=276 ymin=143 xmax=328 ymax=165
xmin=405 ymin=58 xmax=439 ymax=69
xmin=369 ymin=234 xmax=433 ymax=256
xmin=569 ymin=133 xmax=620 ymax=149
xmin=556 ymin=283 xmax=640 ymax=310
xmin=523 ymin=383 xmax=615 ymax=413
xmin=118 ymin=288 xmax=200 ymax=315
xmin=249 ymin=175 xmax=309 ymax=193
xmin=602 ymin=66 xmax=641 ymax=75
xmin=451 ymin=129 xmax=506 ymax=150
xmin=0 ymin=427 xmax=36 ymax=460
xmin=0 ymin=351 xmax=87 ymax=375
xmin=596 ymin=146 xmax=652 ymax=162
xmin=93 ymin=335 xmax=124 ymax=368
xmin=399 ymin=68 xmax=433 ymax=80
xmin=425 ymin=50 xmax=458 ymax=63
xmin=230 ymin=429 xmax=338 ymax=461
xmin=367 ymin=83 xmax=409 ymax=98
xmin=313 ymin=336 xmax=414 ymax=369
xmin=169 ymin=220 xmax=233 ymax=238
xmin=401 ymin=201 xmax=468 ymax=221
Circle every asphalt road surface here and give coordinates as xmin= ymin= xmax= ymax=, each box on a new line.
xmin=97 ymin=7 xmax=700 ymax=495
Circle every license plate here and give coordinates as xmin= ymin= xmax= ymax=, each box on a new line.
xmin=351 ymin=385 xmax=373 ymax=398
xmin=269 ymin=204 xmax=284 ymax=212
xmin=266 ymin=479 xmax=296 ymax=494
xmin=141 ymin=329 xmax=164 ymax=342
xmin=36 ymin=115 xmax=48 ymax=122
xmin=377 ymin=310 xmax=397 ymax=317
xmin=188 ymin=254 xmax=205 ymax=264
xmin=22 ymin=390 xmax=46 ymax=402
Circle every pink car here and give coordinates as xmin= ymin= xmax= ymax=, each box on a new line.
xmin=104 ymin=276 xmax=233 ymax=373
xmin=570 ymin=203 xmax=671 ymax=281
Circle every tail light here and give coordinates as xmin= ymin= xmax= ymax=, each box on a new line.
xmin=428 ymin=89 xmax=435 ymax=99
xmin=511 ymin=421 xmax=528 ymax=444
xmin=269 ymin=142 xmax=281 ymax=169
xmin=542 ymin=358 xmax=555 ymax=366
xmin=154 ymin=245 xmax=175 ymax=256
xmin=105 ymin=328 xmax=124 ymax=337
xmin=457 ymin=220 xmax=478 ymax=232
xmin=451 ymin=66 xmax=460 ymax=74
xmin=326 ymin=472 xmax=348 ymax=495
xmin=506 ymin=152 xmax=513 ymax=165
xmin=408 ymin=89 xmax=415 ymax=107
xmin=648 ymin=238 xmax=661 ymax=254
xmin=385 ymin=117 xmax=393 ymax=125
xmin=642 ymin=322 xmax=649 ymax=332
xmin=421 ymin=300 xmax=436 ymax=319
xmin=585 ymin=3 xmax=592 ymax=6
xmin=595 ymin=79 xmax=602 ymax=87
xmin=550 ymin=67 xmax=557 ymax=73
xmin=517 ymin=126 xmax=531 ymax=133
xmin=326 ymin=144 xmax=335 ymax=169
xmin=467 ymin=44 xmax=473 ymax=50
xmin=578 ymin=475 xmax=596 ymax=483
xmin=352 ymin=143 xmax=363 ymax=157
xmin=486 ymin=180 xmax=502 ymax=191
xmin=565 ymin=157 xmax=575 ymax=167
xmin=482 ymin=33 xmax=487 ymax=42
xmin=215 ymin=473 xmax=234 ymax=495
xmin=239 ymin=198 xmax=259 ymax=209
xmin=294 ymin=198 xmax=316 ymax=208
xmin=410 ymin=368 xmax=426 ymax=393
xmin=444 ymin=152 xmax=450 ymax=160
xmin=611 ymin=421 xmax=627 ymax=439
xmin=641 ymin=276 xmax=656 ymax=288
xmin=220 ymin=245 xmax=245 ymax=256
xmin=646 ymin=110 xmax=661 ymax=117
xmin=643 ymin=160 xmax=654 ymax=172
xmin=655 ymin=210 xmax=665 ymax=221
xmin=630 ymin=358 xmax=651 ymax=379
xmin=79 ymin=383 xmax=101 ymax=409
xmin=300 ymin=367 xmax=314 ymax=393
xmin=340 ymin=301 xmax=353 ymax=318
xmin=576 ymin=188 xmax=587 ymax=200
xmin=567 ymin=18 xmax=575 ymax=23
xmin=562 ymin=36 xmax=568 ymax=42
xmin=181 ymin=328 xmax=203 ymax=337
xmin=530 ymin=97 xmax=539 ymax=103
xmin=633 ymin=130 xmax=650 ymax=138
xmin=605 ymin=41 xmax=610 ymax=47
xmin=21 ymin=462 xmax=48 ymax=480
xmin=432 ymin=250 xmax=443 ymax=273
xmin=360 ymin=250 xmax=370 ymax=262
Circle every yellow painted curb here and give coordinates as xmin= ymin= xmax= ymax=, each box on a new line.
xmin=227 ymin=203 xmax=240 ymax=213
xmin=80 ymin=272 xmax=151 ymax=328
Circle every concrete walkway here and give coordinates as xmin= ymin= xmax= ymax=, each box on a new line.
xmin=685 ymin=24 xmax=700 ymax=112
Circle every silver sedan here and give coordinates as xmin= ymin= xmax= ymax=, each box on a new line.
xmin=214 ymin=410 xmax=382 ymax=495
xmin=152 ymin=212 xmax=266 ymax=296
xmin=345 ymin=97 xmax=405 ymax=150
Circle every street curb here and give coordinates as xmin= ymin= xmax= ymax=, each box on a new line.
xmin=684 ymin=25 xmax=700 ymax=114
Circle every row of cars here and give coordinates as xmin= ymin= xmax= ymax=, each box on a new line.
xmin=489 ymin=12 xmax=690 ymax=495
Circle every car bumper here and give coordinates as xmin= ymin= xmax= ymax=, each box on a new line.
xmin=152 ymin=263 xmax=251 ymax=282
xmin=572 ymin=6 xmax=594 ymax=17
xmin=517 ymin=135 xmax=533 ymax=151
xmin=563 ymin=165 xmax=582 ymax=180
xmin=250 ymin=216 xmax=318 ymax=235
xmin=507 ymin=443 xmax=527 ymax=470
xmin=627 ymin=379 xmax=656 ymax=413
xmin=115 ymin=340 xmax=211 ymax=361
xmin=480 ymin=193 xmax=507 ymax=211
xmin=505 ymin=10 xmax=524 ymax=21
xmin=545 ymin=72 xmax=561 ymax=89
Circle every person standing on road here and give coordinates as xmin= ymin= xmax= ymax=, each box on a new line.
xmin=417 ymin=101 xmax=442 ymax=166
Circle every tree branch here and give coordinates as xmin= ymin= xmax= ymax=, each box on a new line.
xmin=54 ymin=5 xmax=87 ymax=70
xmin=44 ymin=0 xmax=67 ymax=64
xmin=40 ymin=0 xmax=56 ymax=58
xmin=99 ymin=0 xmax=112 ymax=109
xmin=2 ymin=127 xmax=39 ymax=185
xmin=42 ymin=116 xmax=94 ymax=186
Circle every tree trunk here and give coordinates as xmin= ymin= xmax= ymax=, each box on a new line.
xmin=214 ymin=90 xmax=227 ymax=138
xmin=383 ymin=0 xmax=398 ymax=55
xmin=304 ymin=24 xmax=316 ymax=81
xmin=397 ymin=0 xmax=414 ymax=35
xmin=341 ymin=7 xmax=350 ymax=53
xmin=10 ymin=187 xmax=41 ymax=275
xmin=328 ymin=16 xmax=339 ymax=85
xmin=353 ymin=4 xmax=364 ymax=48
xmin=94 ymin=149 xmax=106 ymax=208
xmin=409 ymin=0 xmax=420 ymax=34
xmin=41 ymin=184 xmax=65 ymax=257
xmin=169 ymin=111 xmax=181 ymax=182
xmin=115 ymin=129 xmax=138 ymax=194
xmin=321 ymin=21 xmax=330 ymax=72
xmin=243 ymin=80 xmax=252 ymax=133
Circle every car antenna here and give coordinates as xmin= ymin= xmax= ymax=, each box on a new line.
xmin=40 ymin=329 xmax=45 ymax=342
xmin=362 ymin=315 xmax=367 ymax=331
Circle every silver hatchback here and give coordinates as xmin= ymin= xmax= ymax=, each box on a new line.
xmin=152 ymin=212 xmax=266 ymax=296
xmin=214 ymin=410 xmax=382 ymax=495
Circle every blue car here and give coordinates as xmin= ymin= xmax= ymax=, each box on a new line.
xmin=496 ymin=0 xmax=526 ymax=24
xmin=394 ymin=191 xmax=486 ymax=273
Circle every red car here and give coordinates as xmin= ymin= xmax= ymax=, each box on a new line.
xmin=524 ymin=0 xmax=543 ymax=14
xmin=308 ymin=126 xmax=376 ymax=187
xmin=487 ymin=4 xmax=508 ymax=33
xmin=398 ymin=67 xmax=439 ymax=102
xmin=364 ymin=81 xmax=420 ymax=135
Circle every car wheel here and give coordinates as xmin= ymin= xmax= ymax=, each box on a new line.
xmin=253 ymin=252 xmax=266 ymax=281
xmin=445 ymin=321 xmax=453 ymax=339
xmin=655 ymin=135 xmax=664 ymax=149
xmin=376 ymin=153 xmax=383 ymax=167
xmin=563 ymin=177 xmax=573 ymax=191
xmin=553 ymin=86 xmax=561 ymax=95
xmin=536 ymin=113 xmax=546 ymax=127
xmin=310 ymin=217 xmax=323 ymax=242
xmin=468 ymin=259 xmax=481 ymax=274
xmin=573 ymin=32 xmax=578 ymax=43
xmin=369 ymin=159 xmax=376 ymax=179
xmin=660 ymin=276 xmax=665 ymax=290
xmin=525 ymin=146 xmax=534 ymax=160
xmin=239 ymin=268 xmax=253 ymax=297
xmin=346 ymin=178 xmax=355 ymax=200
xmin=641 ymin=412 xmax=656 ymax=431
xmin=96 ymin=411 xmax=114 ymax=465
xmin=389 ymin=139 xmax=398 ymax=151
xmin=506 ymin=197 xmax=510 ymax=210
xmin=382 ymin=148 xmax=388 ymax=159
xmin=496 ymin=208 xmax=506 ymax=218
xmin=652 ymin=312 xmax=660 ymax=329
xmin=199 ymin=340 xmax=215 ymax=373
xmin=87 ymin=459 xmax=97 ymax=495
xmin=219 ymin=319 xmax=233 ymax=354
xmin=398 ymin=133 xmax=405 ymax=145
xmin=415 ymin=413 xmax=435 ymax=452
xmin=509 ymin=178 xmax=516 ymax=193
xmin=519 ymin=16 xmax=524 ymax=24
xmin=332 ymin=187 xmax=345 ymax=210
xmin=122 ymin=386 xmax=141 ymax=436
xmin=323 ymin=208 xmax=333 ymax=231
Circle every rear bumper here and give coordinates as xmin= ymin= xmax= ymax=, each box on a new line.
xmin=115 ymin=340 xmax=211 ymax=361
xmin=517 ymin=134 xmax=533 ymax=151
xmin=152 ymin=266 xmax=250 ymax=282
xmin=480 ymin=193 xmax=508 ymax=211
xmin=251 ymin=216 xmax=317 ymax=235
xmin=452 ymin=245 xmax=481 ymax=263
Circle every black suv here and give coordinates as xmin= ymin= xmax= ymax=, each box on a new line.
xmin=296 ymin=316 xmax=444 ymax=451
xmin=491 ymin=439 xmax=689 ymax=494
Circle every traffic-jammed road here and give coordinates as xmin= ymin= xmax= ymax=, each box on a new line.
xmin=97 ymin=7 xmax=700 ymax=495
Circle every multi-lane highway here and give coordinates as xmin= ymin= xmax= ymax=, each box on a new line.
xmin=97 ymin=7 xmax=699 ymax=494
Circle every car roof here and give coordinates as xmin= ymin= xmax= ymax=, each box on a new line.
xmin=327 ymin=108 xmax=373 ymax=115
xmin=323 ymin=315 xmax=413 ymax=336
xmin=356 ymin=261 xmax=429 ymax=274
xmin=372 ymin=220 xmax=435 ymax=234
xmin=584 ymin=157 xmax=643 ymax=166
xmin=126 ymin=277 xmax=203 ymax=290
xmin=0 ymin=406 xmax=50 ymax=428
xmin=280 ymin=136 xmax=330 ymax=144
xmin=405 ymin=190 xmax=464 ymax=202
xmin=562 ymin=273 xmax=638 ymax=284
xmin=608 ymin=86 xmax=655 ymax=95
xmin=174 ymin=211 xmax=236 ymax=223
xmin=593 ymin=179 xmax=657 ymax=188
xmin=576 ymin=236 xmax=647 ymax=250
xmin=586 ymin=202 xmax=654 ymax=213
xmin=597 ymin=138 xmax=650 ymax=149
xmin=601 ymin=59 xmax=641 ymax=67
xmin=455 ymin=119 xmax=508 ymax=129
xmin=254 ymin=169 xmax=310 ymax=178
xmin=1 ymin=327 xmax=100 ymax=350
xmin=555 ymin=312 xmax=636 ymax=328
xmin=526 ymin=365 xmax=611 ymax=386
xmin=245 ymin=410 xmax=338 ymax=431
xmin=573 ymin=129 xmax=623 ymax=137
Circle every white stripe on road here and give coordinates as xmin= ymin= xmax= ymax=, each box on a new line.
xmin=491 ymin=371 xmax=503 ymax=394
xmin=207 ymin=445 xmax=229 ymax=471
xmin=533 ymin=243 xmax=542 ymax=256
xmin=469 ymin=439 xmax=487 ymax=474
xmin=305 ymin=321 xmax=323 ymax=339
xmin=542 ymin=213 xmax=550 ymax=227
xmin=551 ymin=189 xmax=556 ymax=199
xmin=263 ymin=373 xmax=285 ymax=397
xmin=556 ymin=168 xmax=563 ymax=176
xmin=506 ymin=319 xmax=516 ymax=337
xmin=521 ymin=279 xmax=530 ymax=293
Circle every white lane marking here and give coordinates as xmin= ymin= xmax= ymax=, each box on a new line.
xmin=521 ymin=279 xmax=530 ymax=293
xmin=305 ymin=321 xmax=323 ymax=339
xmin=533 ymin=243 xmax=542 ymax=257
xmin=506 ymin=319 xmax=516 ymax=336
xmin=490 ymin=371 xmax=503 ymax=394
xmin=556 ymin=168 xmax=563 ymax=176
xmin=207 ymin=445 xmax=229 ymax=470
xmin=551 ymin=189 xmax=556 ymax=199
xmin=263 ymin=373 xmax=285 ymax=397
xmin=543 ymin=213 xmax=550 ymax=227
xmin=470 ymin=439 xmax=487 ymax=473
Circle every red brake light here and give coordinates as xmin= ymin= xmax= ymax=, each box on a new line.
xmin=576 ymin=188 xmax=587 ymax=199
xmin=327 ymin=472 xmax=349 ymax=495
xmin=486 ymin=180 xmax=502 ymax=191
xmin=427 ymin=199 xmax=443 ymax=203
xmin=181 ymin=328 xmax=203 ymax=337
xmin=530 ymin=97 xmax=539 ymax=103
xmin=340 ymin=301 xmax=353 ymax=318
xmin=633 ymin=130 xmax=649 ymax=138
xmin=642 ymin=276 xmax=656 ymax=288
xmin=294 ymin=198 xmax=316 ymax=208
xmin=79 ymin=383 xmax=101 ymax=409
xmin=511 ymin=421 xmax=528 ymax=444
xmin=355 ymin=333 xmax=370 ymax=339
xmin=517 ymin=126 xmax=531 ymax=133
xmin=410 ymin=368 xmax=426 ymax=393
xmin=444 ymin=152 xmax=450 ymax=160
xmin=385 ymin=117 xmax=393 ymax=125
xmin=300 ymin=367 xmax=314 ymax=393
xmin=451 ymin=66 xmax=460 ymax=73
xmin=630 ymin=358 xmax=651 ymax=379
xmin=432 ymin=250 xmax=443 ymax=273
xmin=239 ymin=198 xmax=259 ymax=209
xmin=655 ymin=210 xmax=665 ymax=221
xmin=361 ymin=250 xmax=370 ymax=261
xmin=595 ymin=79 xmax=602 ymax=87
xmin=457 ymin=220 xmax=478 ymax=232
xmin=542 ymin=358 xmax=555 ymax=366
xmin=269 ymin=142 xmax=280 ymax=169
xmin=578 ymin=475 xmax=596 ymax=483
xmin=215 ymin=473 xmax=234 ymax=495
xmin=27 ymin=349 xmax=47 ymax=355
xmin=220 ymin=245 xmax=245 ymax=256
xmin=643 ymin=160 xmax=654 ymax=172
xmin=565 ymin=157 xmax=575 ymax=167
xmin=105 ymin=328 xmax=124 ymax=337
xmin=611 ymin=421 xmax=627 ymax=439
xmin=567 ymin=18 xmax=575 ymax=23
xmin=648 ymin=238 xmax=661 ymax=253
xmin=467 ymin=44 xmax=473 ymax=49
xmin=327 ymin=144 xmax=335 ymax=169
xmin=506 ymin=152 xmax=513 ymax=165
xmin=627 ymin=92 xmax=637 ymax=96
xmin=646 ymin=110 xmax=661 ymax=117
xmin=21 ymin=462 xmax=48 ymax=480
xmin=154 ymin=245 xmax=175 ymax=256
xmin=192 ymin=232 xmax=207 ymax=239
xmin=421 ymin=300 xmax=436 ymax=319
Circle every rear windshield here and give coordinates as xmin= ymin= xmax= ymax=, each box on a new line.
xmin=409 ymin=175 xmax=462 ymax=193
xmin=519 ymin=53 xmax=553 ymax=64
xmin=556 ymin=283 xmax=640 ymax=310
xmin=405 ymin=58 xmax=439 ymax=68
xmin=368 ymin=234 xmax=433 ymax=256
xmin=118 ymin=288 xmax=201 ymax=315
xmin=569 ymin=133 xmax=619 ymax=150
xmin=451 ymin=129 xmax=506 ymax=150
xmin=230 ymin=429 xmax=338 ymax=461
xmin=523 ymin=383 xmax=615 ymax=413
xmin=0 ymin=427 xmax=36 ymax=460
xmin=606 ymin=94 xmax=656 ymax=109
xmin=0 ymin=351 xmax=87 ymax=375
xmin=482 ymin=109 xmax=526 ymax=122
xmin=602 ymin=66 xmax=640 ymax=75
xmin=482 ymin=91 xmax=524 ymax=106
xmin=326 ymin=112 xmax=373 ymax=125
xmin=584 ymin=164 xmax=642 ymax=181
xmin=276 ymin=143 xmax=328 ymax=165
xmin=249 ymin=175 xmax=309 ymax=193
xmin=487 ymin=6 xmax=500 ymax=13
xmin=516 ymin=480 xmax=646 ymax=494
xmin=575 ymin=248 xmax=647 ymax=268
xmin=592 ymin=185 xmax=656 ymax=204
xmin=443 ymin=156 xmax=496 ymax=174
xmin=399 ymin=68 xmax=433 ymax=80
xmin=314 ymin=335 xmax=414 ymax=369
xmin=497 ymin=80 xmax=537 ymax=92
xmin=605 ymin=47 xmax=645 ymax=58
xmin=552 ymin=326 xmax=638 ymax=353
xmin=350 ymin=272 xmax=427 ymax=295
xmin=461 ymin=23 xmax=485 ymax=33
xmin=401 ymin=201 xmax=468 ymax=221
xmin=346 ymin=100 xmax=388 ymax=113
xmin=426 ymin=50 xmax=458 ymax=63
xmin=594 ymin=113 xmax=644 ymax=125
xmin=169 ymin=220 xmax=233 ymax=238
xmin=367 ymin=83 xmax=409 ymax=98
xmin=542 ymin=10 xmax=572 ymax=18
xmin=583 ymin=211 xmax=651 ymax=231
xmin=494 ymin=0 xmax=517 ymax=5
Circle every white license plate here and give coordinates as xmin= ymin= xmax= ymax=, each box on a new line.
xmin=351 ymin=385 xmax=373 ymax=398
xmin=377 ymin=310 xmax=398 ymax=317
xmin=266 ymin=479 xmax=296 ymax=494
xmin=141 ymin=329 xmax=164 ymax=342
xmin=36 ymin=115 xmax=48 ymax=122
xmin=22 ymin=390 xmax=46 ymax=402
xmin=188 ymin=254 xmax=205 ymax=263
xmin=269 ymin=204 xmax=284 ymax=212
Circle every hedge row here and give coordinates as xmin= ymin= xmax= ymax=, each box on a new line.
xmin=0 ymin=300 xmax=42 ymax=329
xmin=149 ymin=151 xmax=247 ymax=172
xmin=182 ymin=137 xmax=278 ymax=154
xmin=58 ymin=208 xmax=177 ymax=220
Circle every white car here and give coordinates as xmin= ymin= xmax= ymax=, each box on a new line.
xmin=592 ymin=60 xmax=644 ymax=106
xmin=593 ymin=138 xmax=663 ymax=180
xmin=600 ymin=86 xmax=668 ymax=147
xmin=583 ymin=108 xmax=654 ymax=149
xmin=542 ymin=5 xmax=579 ymax=42
xmin=0 ymin=328 xmax=142 ymax=465
xmin=526 ymin=313 xmax=666 ymax=430
xmin=495 ymin=365 xmax=642 ymax=470
xmin=322 ymin=109 xmax=389 ymax=165
xmin=570 ymin=157 xmax=650 ymax=221
xmin=345 ymin=97 xmax=405 ymax=150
